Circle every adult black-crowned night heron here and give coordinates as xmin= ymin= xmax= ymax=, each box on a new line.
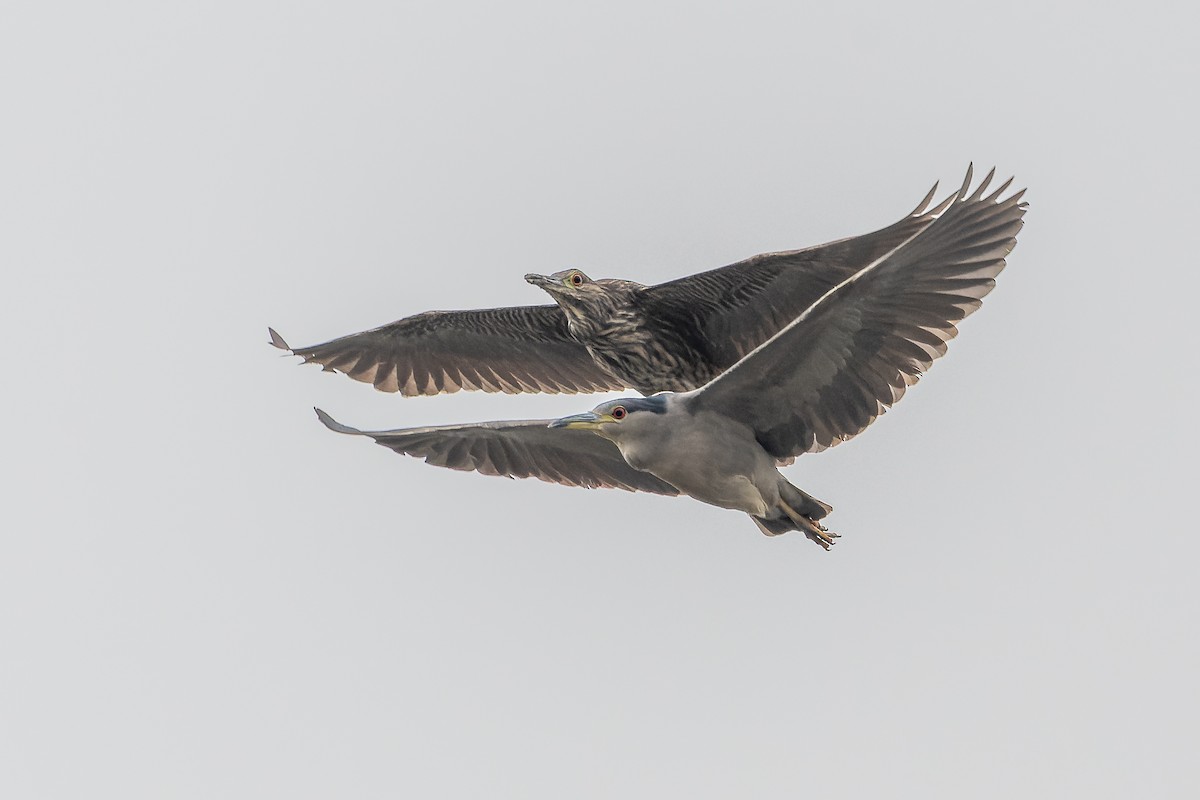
xmin=315 ymin=169 xmax=1025 ymax=547
xmin=270 ymin=172 xmax=970 ymax=396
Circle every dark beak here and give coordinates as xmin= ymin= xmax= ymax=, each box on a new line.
xmin=525 ymin=273 xmax=558 ymax=290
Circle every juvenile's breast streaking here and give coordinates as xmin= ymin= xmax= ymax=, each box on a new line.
xmin=575 ymin=308 xmax=716 ymax=395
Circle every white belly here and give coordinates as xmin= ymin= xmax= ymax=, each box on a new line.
xmin=616 ymin=410 xmax=779 ymax=515
xmin=669 ymin=471 xmax=772 ymax=515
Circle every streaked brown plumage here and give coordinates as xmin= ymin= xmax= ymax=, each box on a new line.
xmin=270 ymin=171 xmax=968 ymax=396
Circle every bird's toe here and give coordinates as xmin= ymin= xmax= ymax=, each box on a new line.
xmin=804 ymin=518 xmax=840 ymax=549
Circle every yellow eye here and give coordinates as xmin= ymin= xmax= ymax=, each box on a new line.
xmin=611 ymin=406 xmax=627 ymax=420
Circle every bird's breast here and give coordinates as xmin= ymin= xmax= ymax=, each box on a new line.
xmin=615 ymin=411 xmax=776 ymax=514
xmin=579 ymin=311 xmax=714 ymax=394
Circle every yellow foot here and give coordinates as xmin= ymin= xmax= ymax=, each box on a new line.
xmin=779 ymin=500 xmax=840 ymax=550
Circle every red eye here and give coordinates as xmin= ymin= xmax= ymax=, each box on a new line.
xmin=611 ymin=406 xmax=626 ymax=420
xmin=571 ymin=272 xmax=584 ymax=286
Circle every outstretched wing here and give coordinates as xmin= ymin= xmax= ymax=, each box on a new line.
xmin=270 ymin=305 xmax=626 ymax=397
xmin=316 ymin=409 xmax=681 ymax=495
xmin=687 ymin=166 xmax=1025 ymax=458
xmin=639 ymin=177 xmax=956 ymax=366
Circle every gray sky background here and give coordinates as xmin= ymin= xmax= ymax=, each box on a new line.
xmin=2 ymin=2 xmax=1197 ymax=797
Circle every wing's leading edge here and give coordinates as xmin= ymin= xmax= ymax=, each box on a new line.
xmin=315 ymin=408 xmax=680 ymax=495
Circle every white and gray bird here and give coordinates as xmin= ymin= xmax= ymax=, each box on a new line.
xmin=315 ymin=168 xmax=1025 ymax=547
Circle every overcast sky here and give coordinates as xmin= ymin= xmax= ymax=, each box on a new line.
xmin=2 ymin=2 xmax=1197 ymax=798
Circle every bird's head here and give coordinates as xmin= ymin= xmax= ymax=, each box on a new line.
xmin=524 ymin=269 xmax=625 ymax=326
xmin=549 ymin=396 xmax=669 ymax=441
xmin=525 ymin=268 xmax=595 ymax=295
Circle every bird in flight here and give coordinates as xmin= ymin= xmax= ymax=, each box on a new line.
xmin=315 ymin=167 xmax=1025 ymax=547
xmin=270 ymin=172 xmax=966 ymax=397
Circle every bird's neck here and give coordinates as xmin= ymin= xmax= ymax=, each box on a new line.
xmin=562 ymin=285 xmax=643 ymax=341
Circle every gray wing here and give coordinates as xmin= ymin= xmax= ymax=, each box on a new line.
xmin=270 ymin=304 xmax=626 ymax=396
xmin=686 ymin=166 xmax=1026 ymax=458
xmin=639 ymin=177 xmax=957 ymax=366
xmin=315 ymin=409 xmax=681 ymax=495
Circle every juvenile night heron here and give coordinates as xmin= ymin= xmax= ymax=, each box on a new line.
xmin=270 ymin=171 xmax=968 ymax=396
xmin=315 ymin=169 xmax=1025 ymax=547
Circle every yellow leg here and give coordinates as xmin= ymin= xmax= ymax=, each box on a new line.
xmin=778 ymin=499 xmax=840 ymax=550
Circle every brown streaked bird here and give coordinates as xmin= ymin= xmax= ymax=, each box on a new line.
xmin=315 ymin=168 xmax=1026 ymax=547
xmin=269 ymin=170 xmax=969 ymax=397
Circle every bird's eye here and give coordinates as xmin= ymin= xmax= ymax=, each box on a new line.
xmin=570 ymin=272 xmax=585 ymax=287
xmin=611 ymin=406 xmax=627 ymax=420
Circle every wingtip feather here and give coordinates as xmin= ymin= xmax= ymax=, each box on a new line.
xmin=268 ymin=327 xmax=292 ymax=351
xmin=314 ymin=407 xmax=362 ymax=435
xmin=928 ymin=188 xmax=958 ymax=217
xmin=958 ymin=163 xmax=974 ymax=197
xmin=969 ymin=167 xmax=996 ymax=202
xmin=909 ymin=181 xmax=940 ymax=217
xmin=986 ymin=176 xmax=1015 ymax=202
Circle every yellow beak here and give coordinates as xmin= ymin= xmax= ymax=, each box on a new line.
xmin=548 ymin=411 xmax=613 ymax=430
